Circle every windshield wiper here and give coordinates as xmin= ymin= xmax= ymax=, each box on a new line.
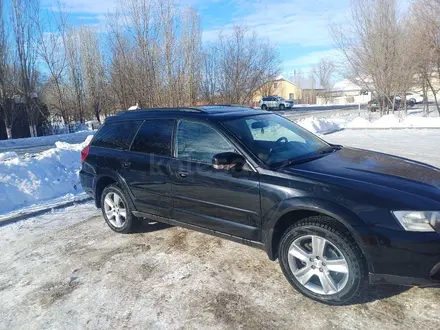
xmin=317 ymin=145 xmax=342 ymax=154
xmin=273 ymin=145 xmax=342 ymax=170
xmin=273 ymin=154 xmax=326 ymax=169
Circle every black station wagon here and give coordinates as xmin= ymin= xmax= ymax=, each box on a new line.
xmin=80 ymin=105 xmax=440 ymax=305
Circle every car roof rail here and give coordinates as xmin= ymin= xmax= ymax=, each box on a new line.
xmin=116 ymin=107 xmax=206 ymax=115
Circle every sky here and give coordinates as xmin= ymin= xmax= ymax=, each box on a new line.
xmin=36 ymin=0 xmax=353 ymax=78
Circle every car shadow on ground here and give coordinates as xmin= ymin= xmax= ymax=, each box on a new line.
xmin=132 ymin=220 xmax=173 ymax=234
xmin=358 ymin=285 xmax=410 ymax=304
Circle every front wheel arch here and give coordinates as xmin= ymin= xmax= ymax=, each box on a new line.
xmin=264 ymin=202 xmax=369 ymax=264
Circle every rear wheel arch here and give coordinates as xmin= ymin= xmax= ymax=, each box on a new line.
xmin=94 ymin=176 xmax=117 ymax=208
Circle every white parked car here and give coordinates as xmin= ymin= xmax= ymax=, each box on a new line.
xmin=260 ymin=96 xmax=292 ymax=111
xmin=404 ymin=93 xmax=424 ymax=104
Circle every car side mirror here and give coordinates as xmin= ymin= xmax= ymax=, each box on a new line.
xmin=212 ymin=152 xmax=245 ymax=171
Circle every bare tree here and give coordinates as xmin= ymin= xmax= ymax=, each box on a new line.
xmin=180 ymin=7 xmax=202 ymax=105
xmin=412 ymin=0 xmax=440 ymax=116
xmin=79 ymin=27 xmax=106 ymax=122
xmin=65 ymin=28 xmax=85 ymax=123
xmin=312 ymin=58 xmax=335 ymax=104
xmin=202 ymin=25 xmax=280 ymax=105
xmin=200 ymin=46 xmax=220 ymax=104
xmin=36 ymin=1 xmax=70 ymax=128
xmin=10 ymin=0 xmax=40 ymax=136
xmin=331 ymin=0 xmax=403 ymax=115
xmin=0 ymin=0 xmax=13 ymax=138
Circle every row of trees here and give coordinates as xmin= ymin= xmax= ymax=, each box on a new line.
xmin=332 ymin=0 xmax=440 ymax=115
xmin=0 ymin=0 xmax=280 ymax=138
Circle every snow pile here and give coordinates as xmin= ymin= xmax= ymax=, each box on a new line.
xmin=373 ymin=114 xmax=404 ymax=128
xmin=346 ymin=114 xmax=440 ymax=129
xmin=0 ymin=130 xmax=94 ymax=152
xmin=0 ymin=152 xmax=18 ymax=161
xmin=296 ymin=117 xmax=342 ymax=134
xmin=0 ymin=135 xmax=93 ymax=215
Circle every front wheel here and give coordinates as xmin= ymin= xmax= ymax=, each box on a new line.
xmin=261 ymin=104 xmax=267 ymax=110
xmin=279 ymin=104 xmax=285 ymax=111
xmin=278 ymin=217 xmax=367 ymax=305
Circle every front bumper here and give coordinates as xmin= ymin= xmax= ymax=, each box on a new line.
xmin=361 ymin=226 xmax=440 ymax=286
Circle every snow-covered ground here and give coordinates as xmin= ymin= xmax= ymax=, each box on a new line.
xmin=292 ymin=108 xmax=440 ymax=134
xmin=346 ymin=114 xmax=440 ymax=129
xmin=0 ymin=136 xmax=93 ymax=216
xmin=326 ymin=129 xmax=440 ymax=168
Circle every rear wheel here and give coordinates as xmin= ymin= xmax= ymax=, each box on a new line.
xmin=279 ymin=104 xmax=285 ymax=111
xmin=101 ymin=184 xmax=140 ymax=234
xmin=278 ymin=216 xmax=367 ymax=305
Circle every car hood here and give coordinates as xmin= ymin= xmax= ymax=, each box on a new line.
xmin=283 ymin=147 xmax=440 ymax=202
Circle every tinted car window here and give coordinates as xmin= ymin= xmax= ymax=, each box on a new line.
xmin=131 ymin=120 xmax=174 ymax=156
xmin=92 ymin=121 xmax=141 ymax=150
xmin=176 ymin=120 xmax=234 ymax=164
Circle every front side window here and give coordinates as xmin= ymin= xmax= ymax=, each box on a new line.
xmin=223 ymin=114 xmax=329 ymax=167
xmin=176 ymin=120 xmax=234 ymax=164
xmin=130 ymin=119 xmax=174 ymax=156
xmin=92 ymin=121 xmax=142 ymax=150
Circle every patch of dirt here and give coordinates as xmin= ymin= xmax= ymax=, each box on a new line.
xmin=29 ymin=280 xmax=80 ymax=307
xmin=199 ymin=290 xmax=288 ymax=329
xmin=166 ymin=230 xmax=189 ymax=252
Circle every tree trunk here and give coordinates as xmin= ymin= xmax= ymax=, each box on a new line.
xmin=403 ymin=95 xmax=407 ymax=117
xmin=426 ymin=77 xmax=440 ymax=116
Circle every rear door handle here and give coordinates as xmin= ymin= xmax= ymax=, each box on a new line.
xmin=178 ymin=171 xmax=188 ymax=178
xmin=121 ymin=161 xmax=131 ymax=168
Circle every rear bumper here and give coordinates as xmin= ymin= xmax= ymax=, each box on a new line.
xmin=79 ymin=170 xmax=95 ymax=199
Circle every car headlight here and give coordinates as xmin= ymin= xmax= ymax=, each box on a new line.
xmin=392 ymin=211 xmax=440 ymax=232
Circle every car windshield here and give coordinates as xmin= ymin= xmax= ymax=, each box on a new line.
xmin=223 ymin=114 xmax=331 ymax=167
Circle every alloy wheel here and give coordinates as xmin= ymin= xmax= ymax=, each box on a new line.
xmin=103 ymin=192 xmax=127 ymax=228
xmin=287 ymin=235 xmax=349 ymax=295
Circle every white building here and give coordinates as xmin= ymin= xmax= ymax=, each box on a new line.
xmin=317 ymin=78 xmax=372 ymax=105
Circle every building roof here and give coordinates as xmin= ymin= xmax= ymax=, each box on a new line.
xmin=332 ymin=78 xmax=371 ymax=92
xmin=274 ymin=75 xmax=301 ymax=89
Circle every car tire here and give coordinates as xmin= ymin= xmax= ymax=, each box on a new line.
xmin=278 ymin=216 xmax=368 ymax=305
xmin=279 ymin=104 xmax=285 ymax=111
xmin=261 ymin=104 xmax=267 ymax=110
xmin=101 ymin=184 xmax=141 ymax=234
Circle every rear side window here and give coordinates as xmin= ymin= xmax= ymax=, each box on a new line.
xmin=130 ymin=120 xmax=174 ymax=156
xmin=91 ymin=121 xmax=141 ymax=150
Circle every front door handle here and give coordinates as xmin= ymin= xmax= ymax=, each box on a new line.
xmin=121 ymin=160 xmax=131 ymax=168
xmin=178 ymin=171 xmax=188 ymax=178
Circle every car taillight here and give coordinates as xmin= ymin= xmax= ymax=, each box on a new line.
xmin=81 ymin=145 xmax=90 ymax=163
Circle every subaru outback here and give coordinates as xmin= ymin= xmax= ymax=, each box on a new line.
xmin=80 ymin=105 xmax=440 ymax=305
